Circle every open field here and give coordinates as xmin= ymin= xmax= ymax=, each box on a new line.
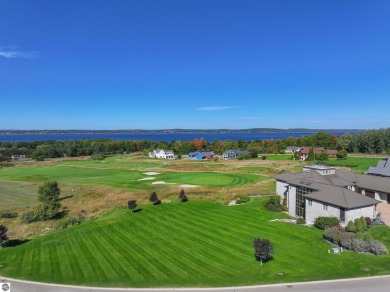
xmin=0 ymin=182 xmax=38 ymax=211
xmin=325 ymin=157 xmax=382 ymax=173
xmin=0 ymin=197 xmax=389 ymax=288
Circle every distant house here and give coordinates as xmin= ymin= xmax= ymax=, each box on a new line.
xmin=188 ymin=149 xmax=214 ymax=160
xmin=285 ymin=146 xmax=302 ymax=154
xmin=222 ymin=150 xmax=249 ymax=160
xmin=149 ymin=149 xmax=174 ymax=159
xmin=299 ymin=147 xmax=338 ymax=161
xmin=11 ymin=154 xmax=26 ymax=160
xmin=367 ymin=158 xmax=390 ymax=178
xmin=275 ymin=164 xmax=390 ymax=226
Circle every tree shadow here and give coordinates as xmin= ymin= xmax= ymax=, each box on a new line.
xmin=52 ymin=209 xmax=69 ymax=219
xmin=58 ymin=195 xmax=74 ymax=202
xmin=4 ymin=239 xmax=30 ymax=248
xmin=133 ymin=208 xmax=143 ymax=213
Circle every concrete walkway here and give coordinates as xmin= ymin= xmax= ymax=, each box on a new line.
xmin=377 ymin=203 xmax=390 ymax=225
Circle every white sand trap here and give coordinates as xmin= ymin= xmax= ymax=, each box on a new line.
xmin=143 ymin=172 xmax=160 ymax=175
xmin=152 ymin=181 xmax=166 ymax=184
xmin=152 ymin=181 xmax=176 ymax=185
xmin=179 ymin=184 xmax=198 ymax=188
xmin=137 ymin=177 xmax=155 ymax=181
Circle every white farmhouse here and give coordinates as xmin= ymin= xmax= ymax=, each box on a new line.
xmin=149 ymin=149 xmax=174 ymax=159
xmin=274 ymin=165 xmax=389 ymax=226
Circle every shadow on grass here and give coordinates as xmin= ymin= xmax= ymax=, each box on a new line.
xmin=58 ymin=195 xmax=74 ymax=201
xmin=133 ymin=208 xmax=143 ymax=213
xmin=4 ymin=239 xmax=30 ymax=248
xmin=52 ymin=209 xmax=69 ymax=219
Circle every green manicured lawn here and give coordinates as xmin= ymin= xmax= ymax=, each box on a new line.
xmin=0 ymin=166 xmax=264 ymax=189
xmin=324 ymin=157 xmax=382 ymax=173
xmin=0 ymin=182 xmax=39 ymax=210
xmin=257 ymin=154 xmax=295 ymax=161
xmin=1 ymin=197 xmax=389 ymax=287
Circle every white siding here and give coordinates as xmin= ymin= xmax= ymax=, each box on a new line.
xmin=288 ymin=186 xmax=296 ymax=218
xmin=345 ymin=206 xmax=375 ymax=223
xmin=375 ymin=192 xmax=388 ymax=203
xmin=305 ymin=200 xmax=340 ymax=225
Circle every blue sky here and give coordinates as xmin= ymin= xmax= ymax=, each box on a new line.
xmin=1 ymin=0 xmax=389 ymax=130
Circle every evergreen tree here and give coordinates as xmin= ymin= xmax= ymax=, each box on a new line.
xmin=354 ymin=218 xmax=363 ymax=232
xmin=360 ymin=216 xmax=368 ymax=231
xmin=307 ymin=147 xmax=315 ymax=161
xmin=346 ymin=220 xmax=356 ymax=232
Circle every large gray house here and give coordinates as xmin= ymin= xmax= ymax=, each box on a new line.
xmin=367 ymin=157 xmax=390 ymax=178
xmin=275 ymin=165 xmax=390 ymax=225
xmin=222 ymin=149 xmax=249 ymax=160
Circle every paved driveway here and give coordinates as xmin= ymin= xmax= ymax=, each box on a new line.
xmin=376 ymin=203 xmax=390 ymax=225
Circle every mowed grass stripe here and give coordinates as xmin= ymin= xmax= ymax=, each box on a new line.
xmin=97 ymin=226 xmax=151 ymax=281
xmin=83 ymin=230 xmax=126 ymax=282
xmin=107 ymin=222 xmax=167 ymax=281
xmin=123 ymin=222 xmax=192 ymax=281
xmin=149 ymin=212 xmax=241 ymax=274
xmin=77 ymin=232 xmax=112 ymax=283
xmin=67 ymin=234 xmax=100 ymax=282
xmin=161 ymin=210 xmax=249 ymax=262
xmin=120 ymin=218 xmax=218 ymax=280
xmin=94 ymin=227 xmax=144 ymax=281
xmin=56 ymin=240 xmax=77 ymax=283
xmin=117 ymin=210 xmax=234 ymax=278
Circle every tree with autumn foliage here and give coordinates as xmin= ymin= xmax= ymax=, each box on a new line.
xmin=193 ymin=138 xmax=205 ymax=150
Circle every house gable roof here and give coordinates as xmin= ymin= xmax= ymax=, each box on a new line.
xmin=274 ymin=169 xmax=382 ymax=209
xmin=367 ymin=157 xmax=390 ymax=177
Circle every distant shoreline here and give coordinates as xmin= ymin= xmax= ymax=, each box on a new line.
xmin=0 ymin=128 xmax=362 ymax=135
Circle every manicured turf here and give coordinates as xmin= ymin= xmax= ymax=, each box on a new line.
xmin=1 ymin=197 xmax=389 ymax=288
xmin=324 ymin=157 xmax=382 ymax=173
xmin=0 ymin=165 xmax=264 ymax=189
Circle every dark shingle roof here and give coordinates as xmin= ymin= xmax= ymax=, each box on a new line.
xmin=367 ymin=158 xmax=390 ymax=177
xmin=274 ymin=169 xmax=383 ymax=209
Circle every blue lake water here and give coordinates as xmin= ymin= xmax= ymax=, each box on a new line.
xmin=0 ymin=132 xmax=351 ymax=142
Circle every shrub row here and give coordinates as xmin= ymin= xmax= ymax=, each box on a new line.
xmin=314 ymin=217 xmax=340 ymax=230
xmin=0 ymin=211 xmax=18 ymax=219
xmin=236 ymin=196 xmax=251 ymax=204
xmin=346 ymin=217 xmax=368 ymax=232
xmin=264 ymin=196 xmax=283 ymax=212
xmin=324 ymin=227 xmax=388 ymax=255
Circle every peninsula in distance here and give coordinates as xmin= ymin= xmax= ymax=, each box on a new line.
xmin=0 ymin=128 xmax=362 ymax=135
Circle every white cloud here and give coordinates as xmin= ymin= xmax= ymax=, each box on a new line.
xmin=0 ymin=47 xmax=38 ymax=59
xmin=195 ymin=106 xmax=239 ymax=111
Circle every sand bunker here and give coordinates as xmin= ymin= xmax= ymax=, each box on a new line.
xmin=152 ymin=181 xmax=166 ymax=184
xmin=179 ymin=184 xmax=198 ymax=188
xmin=152 ymin=181 xmax=176 ymax=185
xmin=137 ymin=177 xmax=155 ymax=181
xmin=143 ymin=172 xmax=160 ymax=175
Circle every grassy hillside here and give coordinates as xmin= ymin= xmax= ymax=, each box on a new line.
xmin=1 ymin=197 xmax=389 ymax=288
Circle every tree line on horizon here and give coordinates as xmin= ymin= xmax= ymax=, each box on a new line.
xmin=1 ymin=128 xmax=390 ymax=162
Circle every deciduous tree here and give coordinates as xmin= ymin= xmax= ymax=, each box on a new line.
xmin=179 ymin=189 xmax=188 ymax=202
xmin=253 ymin=237 xmax=274 ymax=266
xmin=38 ymin=181 xmax=61 ymax=220
xmin=128 ymin=200 xmax=137 ymax=214
xmin=149 ymin=192 xmax=161 ymax=205
xmin=0 ymin=225 xmax=8 ymax=247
